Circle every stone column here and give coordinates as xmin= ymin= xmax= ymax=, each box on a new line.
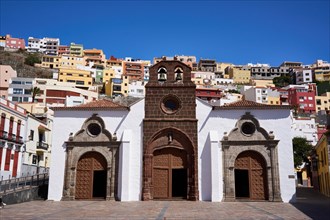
xmin=270 ymin=145 xmax=282 ymax=201
xmin=109 ymin=147 xmax=116 ymax=200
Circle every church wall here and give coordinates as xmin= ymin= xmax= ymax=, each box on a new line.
xmin=196 ymin=101 xmax=296 ymax=202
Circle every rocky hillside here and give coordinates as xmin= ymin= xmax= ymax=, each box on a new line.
xmin=0 ymin=50 xmax=53 ymax=78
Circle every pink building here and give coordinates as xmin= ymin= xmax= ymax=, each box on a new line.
xmin=58 ymin=45 xmax=70 ymax=56
xmin=5 ymin=34 xmax=25 ymax=50
xmin=0 ymin=65 xmax=17 ymax=99
xmin=287 ymin=84 xmax=317 ymax=114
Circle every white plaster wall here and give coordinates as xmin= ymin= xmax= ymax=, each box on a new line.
xmin=48 ymin=99 xmax=144 ymax=201
xmin=116 ymin=99 xmax=144 ymax=200
xmin=196 ymin=99 xmax=296 ymax=202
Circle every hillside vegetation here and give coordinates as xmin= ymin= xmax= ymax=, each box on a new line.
xmin=0 ymin=50 xmax=53 ymax=78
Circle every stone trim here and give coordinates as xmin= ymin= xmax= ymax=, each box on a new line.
xmin=221 ymin=112 xmax=282 ymax=202
xmin=61 ymin=114 xmax=121 ymax=201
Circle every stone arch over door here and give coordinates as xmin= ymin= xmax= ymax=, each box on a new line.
xmin=62 ymin=114 xmax=120 ymax=201
xmin=142 ymin=127 xmax=198 ymax=200
xmin=221 ymin=112 xmax=282 ymax=202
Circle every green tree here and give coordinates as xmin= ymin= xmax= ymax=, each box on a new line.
xmin=31 ymin=87 xmax=41 ymax=103
xmin=24 ymin=53 xmax=41 ymax=66
xmin=273 ymin=76 xmax=292 ymax=88
xmin=292 ymin=137 xmax=312 ymax=168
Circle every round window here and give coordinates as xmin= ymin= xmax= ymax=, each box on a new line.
xmin=87 ymin=123 xmax=101 ymax=136
xmin=161 ymin=96 xmax=181 ymax=114
xmin=241 ymin=122 xmax=256 ymax=136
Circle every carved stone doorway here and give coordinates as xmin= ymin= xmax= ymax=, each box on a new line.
xmin=234 ymin=151 xmax=268 ymax=200
xmin=153 ymin=147 xmax=187 ymax=199
xmin=75 ymin=152 xmax=107 ymax=200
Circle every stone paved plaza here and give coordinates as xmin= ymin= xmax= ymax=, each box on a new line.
xmin=1 ymin=187 xmax=329 ymax=220
xmin=0 ymin=200 xmax=310 ymax=220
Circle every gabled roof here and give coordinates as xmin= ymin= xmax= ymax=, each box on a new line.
xmin=51 ymin=99 xmax=129 ymax=111
xmin=213 ymin=100 xmax=291 ymax=110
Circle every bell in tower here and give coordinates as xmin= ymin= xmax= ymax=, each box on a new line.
xmin=158 ymin=67 xmax=167 ymax=82
xmin=175 ymin=67 xmax=183 ymax=81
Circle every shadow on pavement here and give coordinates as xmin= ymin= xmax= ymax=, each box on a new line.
xmin=291 ymin=187 xmax=330 ymax=220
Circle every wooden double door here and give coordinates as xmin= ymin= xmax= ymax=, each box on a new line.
xmin=75 ymin=152 xmax=107 ymax=199
xmin=153 ymin=148 xmax=188 ymax=199
xmin=234 ymin=151 xmax=268 ymax=200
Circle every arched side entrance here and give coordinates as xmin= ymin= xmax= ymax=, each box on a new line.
xmin=234 ymin=151 xmax=268 ymax=200
xmin=153 ymin=147 xmax=187 ymax=199
xmin=62 ymin=114 xmax=120 ymax=201
xmin=221 ymin=112 xmax=282 ymax=202
xmin=75 ymin=152 xmax=107 ymax=199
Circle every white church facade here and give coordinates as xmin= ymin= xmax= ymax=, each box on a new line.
xmin=48 ymin=60 xmax=296 ymax=202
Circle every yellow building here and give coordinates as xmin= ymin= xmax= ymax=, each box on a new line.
xmin=40 ymin=55 xmax=61 ymax=69
xmin=58 ymin=68 xmax=93 ymax=88
xmin=316 ymin=92 xmax=330 ymax=112
xmin=251 ymin=79 xmax=275 ymax=87
xmin=103 ymin=68 xmax=115 ymax=83
xmin=105 ymin=75 xmax=129 ymax=97
xmin=268 ymin=96 xmax=281 ymax=105
xmin=314 ymin=133 xmax=330 ymax=197
xmin=227 ymin=67 xmax=250 ymax=84
xmin=60 ymin=54 xmax=85 ymax=69
xmin=315 ymin=67 xmax=330 ymax=81
xmin=216 ymin=62 xmax=233 ymax=79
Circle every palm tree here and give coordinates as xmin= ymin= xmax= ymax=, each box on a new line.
xmin=31 ymin=87 xmax=40 ymax=103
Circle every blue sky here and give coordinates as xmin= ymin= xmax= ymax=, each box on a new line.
xmin=1 ymin=0 xmax=329 ymax=66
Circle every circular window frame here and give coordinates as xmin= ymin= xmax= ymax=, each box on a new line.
xmin=87 ymin=123 xmax=102 ymax=137
xmin=241 ymin=121 xmax=256 ymax=136
xmin=160 ymin=95 xmax=181 ymax=114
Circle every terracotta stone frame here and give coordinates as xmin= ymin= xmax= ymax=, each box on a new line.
xmin=221 ymin=112 xmax=282 ymax=202
xmin=62 ymin=114 xmax=120 ymax=200
xmin=142 ymin=127 xmax=198 ymax=201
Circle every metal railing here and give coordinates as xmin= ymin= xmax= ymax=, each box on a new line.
xmin=0 ymin=172 xmax=49 ymax=196
xmin=37 ymin=142 xmax=49 ymax=150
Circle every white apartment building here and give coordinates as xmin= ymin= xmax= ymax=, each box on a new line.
xmin=22 ymin=113 xmax=53 ymax=175
xmin=291 ymin=115 xmax=318 ymax=146
xmin=33 ymin=78 xmax=98 ymax=107
xmin=244 ymin=86 xmax=280 ymax=104
xmin=128 ymin=81 xmax=145 ymax=98
xmin=291 ymin=69 xmax=313 ymax=85
xmin=27 ymin=37 xmax=60 ymax=55
xmin=8 ymin=77 xmax=34 ymax=103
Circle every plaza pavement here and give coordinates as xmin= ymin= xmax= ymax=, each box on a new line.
xmin=0 ymin=187 xmax=328 ymax=220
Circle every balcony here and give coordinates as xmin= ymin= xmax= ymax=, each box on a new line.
xmin=0 ymin=130 xmax=8 ymax=140
xmin=37 ymin=142 xmax=49 ymax=151
xmin=7 ymin=133 xmax=16 ymax=142
xmin=16 ymin=136 xmax=23 ymax=144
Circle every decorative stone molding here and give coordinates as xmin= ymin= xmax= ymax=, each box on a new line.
xmin=61 ymin=114 xmax=120 ymax=201
xmin=221 ymin=112 xmax=282 ymax=202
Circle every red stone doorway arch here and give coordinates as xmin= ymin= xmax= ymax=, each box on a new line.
xmin=142 ymin=128 xmax=198 ymax=201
